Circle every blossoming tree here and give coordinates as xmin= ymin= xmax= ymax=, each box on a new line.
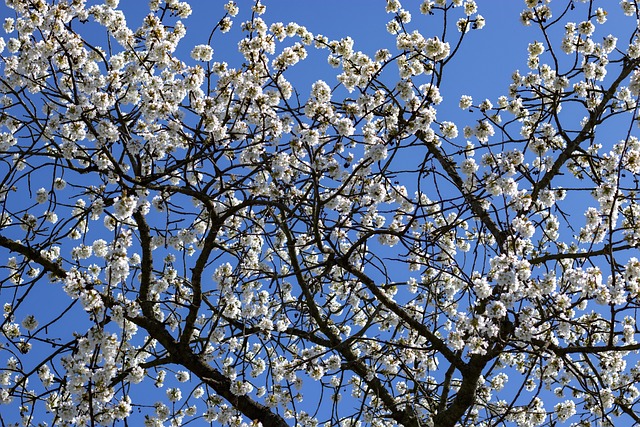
xmin=2 ymin=0 xmax=640 ymax=426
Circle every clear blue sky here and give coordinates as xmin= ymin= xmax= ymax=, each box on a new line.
xmin=111 ymin=0 xmax=533 ymax=102
xmin=157 ymin=1 xmax=532 ymax=101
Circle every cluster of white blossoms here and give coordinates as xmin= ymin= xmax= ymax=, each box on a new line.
xmin=1 ymin=0 xmax=640 ymax=426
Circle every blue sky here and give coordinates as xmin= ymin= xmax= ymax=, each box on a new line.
xmin=2 ymin=0 xmax=640 ymax=426
xmin=189 ymin=1 xmax=530 ymax=97
xmin=114 ymin=1 xmax=533 ymax=103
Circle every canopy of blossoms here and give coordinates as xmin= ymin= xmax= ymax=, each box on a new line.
xmin=1 ymin=0 xmax=640 ymax=426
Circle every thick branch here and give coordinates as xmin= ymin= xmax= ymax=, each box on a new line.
xmin=129 ymin=315 xmax=289 ymax=427
xmin=132 ymin=211 xmax=155 ymax=319
xmin=335 ymin=256 xmax=467 ymax=373
xmin=532 ymin=338 xmax=640 ymax=355
xmin=0 ymin=235 xmax=67 ymax=279
xmin=277 ymin=215 xmax=420 ymax=427
xmin=180 ymin=211 xmax=221 ymax=348
xmin=432 ymin=356 xmax=485 ymax=427
xmin=0 ymin=232 xmax=288 ymax=427
xmin=529 ymin=243 xmax=634 ymax=265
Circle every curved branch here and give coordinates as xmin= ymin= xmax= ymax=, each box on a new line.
xmin=0 ymin=235 xmax=67 ymax=279
xmin=530 ymin=58 xmax=640 ymax=203
xmin=129 ymin=314 xmax=289 ymax=427
xmin=416 ymin=131 xmax=507 ymax=250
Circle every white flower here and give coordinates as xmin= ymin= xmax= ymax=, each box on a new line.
xmin=309 ymin=364 xmax=324 ymax=380
xmin=176 ymin=2 xmax=192 ymax=18
xmin=424 ymin=36 xmax=450 ymax=61
xmin=512 ymin=216 xmax=535 ymax=238
xmin=311 ymin=80 xmax=331 ymax=103
xmin=36 ymin=188 xmax=48 ymax=204
xmin=166 ymin=387 xmax=182 ymax=402
xmin=21 ymin=315 xmax=38 ymax=331
xmin=420 ymin=1 xmax=434 ymax=14
xmin=335 ymin=118 xmax=355 ymax=136
xmin=554 ymin=400 xmax=576 ymax=422
xmin=54 ymin=177 xmax=66 ymax=190
xmin=92 ymin=239 xmax=108 ymax=258
xmin=113 ymin=195 xmax=137 ymax=221
xmin=463 ymin=0 xmax=477 ymax=16
xmin=595 ymin=7 xmax=607 ymax=24
xmin=193 ymin=387 xmax=204 ymax=398
xmin=175 ymin=371 xmax=190 ymax=382
xmin=473 ymin=277 xmax=492 ymax=299
xmin=487 ymin=300 xmax=506 ymax=318
xmin=528 ymin=41 xmax=545 ymax=57
xmin=230 ymin=380 xmax=253 ymax=396
xmin=71 ymin=244 xmax=92 ymax=260
xmin=577 ymin=21 xmax=595 ymax=37
xmin=460 ymin=158 xmax=478 ymax=175
xmin=440 ymin=121 xmax=458 ymax=139
xmin=419 ymin=83 xmax=442 ymax=104
xmin=3 ymin=18 xmax=14 ymax=34
xmin=386 ymin=0 xmax=400 ymax=13
xmin=478 ymin=99 xmax=493 ymax=111
xmin=459 ymin=95 xmax=473 ymax=109
xmin=190 ymin=44 xmax=213 ymax=62
xmin=224 ymin=1 xmax=239 ymax=16
xmin=474 ymin=120 xmax=495 ymax=143
xmin=603 ymin=34 xmax=617 ymax=53
xmin=366 ymin=143 xmax=388 ymax=162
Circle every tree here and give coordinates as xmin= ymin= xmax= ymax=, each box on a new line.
xmin=1 ymin=0 xmax=640 ymax=425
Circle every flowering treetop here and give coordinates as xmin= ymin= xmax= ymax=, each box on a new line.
xmin=1 ymin=0 xmax=640 ymax=426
